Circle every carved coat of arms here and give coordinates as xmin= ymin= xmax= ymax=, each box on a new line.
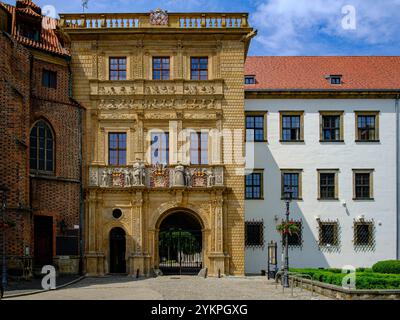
xmin=150 ymin=8 xmax=168 ymax=26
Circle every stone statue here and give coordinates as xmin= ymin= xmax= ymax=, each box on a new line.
xmin=174 ymin=162 xmax=185 ymax=187
xmin=101 ymin=169 xmax=109 ymax=187
xmin=207 ymin=169 xmax=215 ymax=187
xmin=185 ymin=168 xmax=192 ymax=187
xmin=133 ymin=159 xmax=145 ymax=186
xmin=123 ymin=169 xmax=131 ymax=187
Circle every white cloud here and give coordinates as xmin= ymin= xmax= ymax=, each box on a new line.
xmin=251 ymin=0 xmax=400 ymax=55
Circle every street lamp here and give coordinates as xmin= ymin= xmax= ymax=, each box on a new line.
xmin=282 ymin=187 xmax=293 ymax=288
xmin=0 ymin=184 xmax=10 ymax=290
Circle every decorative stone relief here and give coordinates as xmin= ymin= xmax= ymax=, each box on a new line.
xmin=145 ymin=85 xmax=176 ymax=95
xmin=88 ymin=165 xmax=224 ymax=188
xmin=98 ymin=99 xmax=136 ymax=110
xmin=98 ymin=86 xmax=136 ymax=95
xmin=143 ymin=99 xmax=176 ymax=109
xmin=184 ymin=85 xmax=215 ymax=95
xmin=150 ymin=8 xmax=168 ymax=26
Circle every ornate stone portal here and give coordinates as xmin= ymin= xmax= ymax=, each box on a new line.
xmin=64 ymin=10 xmax=253 ymax=277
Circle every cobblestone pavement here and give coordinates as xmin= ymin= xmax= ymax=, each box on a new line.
xmin=7 ymin=276 xmax=331 ymax=300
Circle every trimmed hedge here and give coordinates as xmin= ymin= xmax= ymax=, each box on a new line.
xmin=290 ymin=268 xmax=400 ymax=290
xmin=372 ymin=260 xmax=400 ymax=274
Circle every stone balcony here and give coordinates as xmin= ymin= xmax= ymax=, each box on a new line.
xmin=88 ymin=163 xmax=224 ymax=189
xmin=59 ymin=12 xmax=249 ymax=30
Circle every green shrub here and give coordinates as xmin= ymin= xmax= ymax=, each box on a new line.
xmin=372 ymin=260 xmax=400 ymax=274
xmin=290 ymin=267 xmax=400 ymax=289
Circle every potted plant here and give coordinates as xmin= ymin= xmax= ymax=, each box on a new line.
xmin=276 ymin=220 xmax=299 ymax=236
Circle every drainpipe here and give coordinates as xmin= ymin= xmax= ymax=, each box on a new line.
xmin=396 ymin=94 xmax=400 ymax=259
xmin=67 ymin=59 xmax=84 ymax=275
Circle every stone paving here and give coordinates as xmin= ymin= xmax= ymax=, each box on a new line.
xmin=7 ymin=275 xmax=331 ymax=300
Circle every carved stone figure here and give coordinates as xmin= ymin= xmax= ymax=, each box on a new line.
xmin=123 ymin=169 xmax=131 ymax=187
xmin=207 ymin=169 xmax=215 ymax=187
xmin=101 ymin=169 xmax=109 ymax=187
xmin=150 ymin=8 xmax=168 ymax=26
xmin=185 ymin=168 xmax=192 ymax=187
xmin=132 ymin=159 xmax=145 ymax=186
xmin=174 ymin=162 xmax=185 ymax=187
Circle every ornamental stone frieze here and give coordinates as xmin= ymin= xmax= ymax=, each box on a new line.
xmin=89 ymin=79 xmax=224 ymax=98
xmin=88 ymin=162 xmax=224 ymax=189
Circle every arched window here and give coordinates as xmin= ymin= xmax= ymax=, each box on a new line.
xmin=30 ymin=120 xmax=54 ymax=173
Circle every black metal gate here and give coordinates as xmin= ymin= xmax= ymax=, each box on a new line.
xmin=159 ymin=228 xmax=202 ymax=275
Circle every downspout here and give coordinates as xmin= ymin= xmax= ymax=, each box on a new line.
xmin=67 ymin=58 xmax=84 ymax=275
xmin=396 ymin=94 xmax=400 ymax=259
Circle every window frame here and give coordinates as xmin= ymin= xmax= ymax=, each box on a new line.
xmin=280 ymin=111 xmax=304 ymax=142
xmin=30 ymin=120 xmax=55 ymax=175
xmin=318 ymin=169 xmax=339 ymax=200
xmin=245 ymin=220 xmax=264 ymax=248
xmin=244 ymin=75 xmax=256 ymax=84
xmin=245 ymin=112 xmax=267 ymax=142
xmin=353 ymin=220 xmax=374 ymax=247
xmin=108 ymin=132 xmax=127 ymax=166
xmin=152 ymin=56 xmax=170 ymax=80
xmin=281 ymin=169 xmax=302 ymax=200
xmin=190 ymin=57 xmax=208 ymax=80
xmin=318 ymin=220 xmax=339 ymax=247
xmin=355 ymin=111 xmax=380 ymax=142
xmin=319 ymin=111 xmax=344 ymax=142
xmin=190 ymin=132 xmax=209 ymax=165
xmin=151 ymin=132 xmax=170 ymax=165
xmin=245 ymin=170 xmax=264 ymax=200
xmin=109 ymin=56 xmax=127 ymax=81
xmin=353 ymin=169 xmax=374 ymax=200
xmin=287 ymin=220 xmax=303 ymax=248
xmin=42 ymin=69 xmax=57 ymax=89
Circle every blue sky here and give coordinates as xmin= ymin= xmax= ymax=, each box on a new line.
xmin=4 ymin=0 xmax=400 ymax=56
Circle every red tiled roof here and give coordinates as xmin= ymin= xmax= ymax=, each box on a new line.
xmin=244 ymin=56 xmax=400 ymax=91
xmin=0 ymin=2 xmax=69 ymax=57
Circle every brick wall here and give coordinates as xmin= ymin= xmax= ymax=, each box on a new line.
xmin=0 ymin=32 xmax=31 ymax=256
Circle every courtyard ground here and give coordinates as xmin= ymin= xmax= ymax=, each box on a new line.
xmin=6 ymin=275 xmax=331 ymax=300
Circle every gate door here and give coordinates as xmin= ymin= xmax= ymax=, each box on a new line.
xmin=159 ymin=228 xmax=202 ymax=275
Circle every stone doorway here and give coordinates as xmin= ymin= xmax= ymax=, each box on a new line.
xmin=109 ymin=227 xmax=126 ymax=273
xmin=158 ymin=211 xmax=203 ymax=275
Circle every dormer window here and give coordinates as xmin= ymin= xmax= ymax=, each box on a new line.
xmin=328 ymin=75 xmax=342 ymax=85
xmin=18 ymin=23 xmax=40 ymax=41
xmin=245 ymin=75 xmax=256 ymax=85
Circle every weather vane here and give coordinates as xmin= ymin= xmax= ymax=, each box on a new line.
xmin=82 ymin=0 xmax=89 ymax=12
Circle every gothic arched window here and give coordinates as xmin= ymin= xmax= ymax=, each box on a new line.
xmin=30 ymin=120 xmax=54 ymax=173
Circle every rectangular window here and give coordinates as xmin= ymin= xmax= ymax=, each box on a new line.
xmin=354 ymin=221 xmax=374 ymax=247
xmin=318 ymin=221 xmax=339 ymax=246
xmin=246 ymin=114 xmax=266 ymax=142
xmin=245 ymin=76 xmax=255 ymax=84
xmin=245 ymin=221 xmax=264 ymax=247
xmin=42 ymin=69 xmax=57 ymax=89
xmin=281 ymin=170 xmax=301 ymax=199
xmin=153 ymin=57 xmax=170 ymax=80
xmin=280 ymin=112 xmax=303 ymax=142
xmin=245 ymin=172 xmax=263 ymax=200
xmin=108 ymin=133 xmax=127 ymax=165
xmin=321 ymin=115 xmax=341 ymax=141
xmin=191 ymin=57 xmax=208 ymax=80
xmin=109 ymin=57 xmax=127 ymax=80
xmin=356 ymin=112 xmax=379 ymax=141
xmin=287 ymin=221 xmax=302 ymax=247
xmin=151 ymin=132 xmax=169 ymax=165
xmin=190 ymin=132 xmax=208 ymax=165
xmin=318 ymin=170 xmax=338 ymax=200
xmin=354 ymin=170 xmax=373 ymax=200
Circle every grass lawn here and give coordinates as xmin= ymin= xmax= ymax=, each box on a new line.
xmin=290 ymin=268 xmax=400 ymax=290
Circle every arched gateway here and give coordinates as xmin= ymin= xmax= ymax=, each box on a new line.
xmin=158 ymin=211 xmax=203 ymax=275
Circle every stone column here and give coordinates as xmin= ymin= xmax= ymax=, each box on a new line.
xmin=128 ymin=191 xmax=145 ymax=276
xmin=209 ymin=194 xmax=226 ymax=276
xmin=85 ymin=190 xmax=102 ymax=276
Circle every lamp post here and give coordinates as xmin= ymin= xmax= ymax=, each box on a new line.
xmin=282 ymin=187 xmax=292 ymax=288
xmin=0 ymin=184 xmax=10 ymax=290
